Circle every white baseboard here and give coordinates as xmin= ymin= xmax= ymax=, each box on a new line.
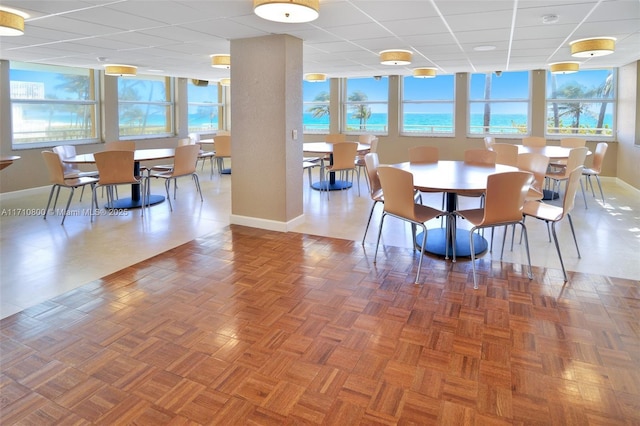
xmin=229 ymin=213 xmax=306 ymax=232
xmin=0 ymin=186 xmax=49 ymax=201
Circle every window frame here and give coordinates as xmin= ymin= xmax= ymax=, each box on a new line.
xmin=9 ymin=62 xmax=100 ymax=149
xmin=187 ymin=80 xmax=222 ymax=134
xmin=117 ymin=74 xmax=174 ymax=139
xmin=343 ymin=76 xmax=389 ymax=135
xmin=401 ymin=74 xmax=455 ymax=136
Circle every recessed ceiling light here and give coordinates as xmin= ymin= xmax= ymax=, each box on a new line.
xmin=474 ymin=45 xmax=496 ymax=52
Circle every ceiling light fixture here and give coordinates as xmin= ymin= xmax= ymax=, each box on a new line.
xmin=104 ymin=64 xmax=137 ymax=77
xmin=211 ymin=54 xmax=231 ymax=69
xmin=253 ymin=0 xmax=319 ymax=23
xmin=412 ymin=67 xmax=437 ymax=78
xmin=219 ymin=78 xmax=231 ymax=86
xmin=380 ymin=49 xmax=412 ymax=65
xmin=473 ymin=45 xmax=496 ymax=52
xmin=304 ymin=73 xmax=327 ymax=82
xmin=0 ymin=7 xmax=26 ymax=36
xmin=549 ymin=62 xmax=580 ymax=74
xmin=570 ymin=37 xmax=616 ymax=57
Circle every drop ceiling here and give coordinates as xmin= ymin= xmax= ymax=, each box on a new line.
xmin=1 ymin=0 xmax=638 ymax=82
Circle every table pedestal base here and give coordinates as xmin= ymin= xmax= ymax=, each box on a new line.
xmin=311 ymin=180 xmax=353 ymax=191
xmin=416 ymin=228 xmax=488 ymax=257
xmin=543 ymin=189 xmax=559 ymax=200
xmin=105 ymin=194 xmax=165 ymax=209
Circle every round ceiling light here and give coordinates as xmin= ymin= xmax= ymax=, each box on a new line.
xmin=0 ymin=7 xmax=27 ymax=36
xmin=379 ymin=49 xmax=412 ymax=65
xmin=549 ymin=62 xmax=580 ymax=74
xmin=211 ymin=54 xmax=231 ymax=69
xmin=253 ymin=0 xmax=319 ymax=23
xmin=104 ymin=64 xmax=137 ymax=77
xmin=304 ymin=73 xmax=327 ymax=82
xmin=412 ymin=68 xmax=437 ymax=78
xmin=570 ymin=37 xmax=616 ymax=57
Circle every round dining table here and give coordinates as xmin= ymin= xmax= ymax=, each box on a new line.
xmin=303 ymin=142 xmax=371 ymax=190
xmin=0 ymin=155 xmax=21 ymax=171
xmin=390 ymin=160 xmax=518 ymax=259
xmin=63 ymin=148 xmax=175 ymax=209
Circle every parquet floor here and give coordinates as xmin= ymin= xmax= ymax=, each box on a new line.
xmin=1 ymin=225 xmax=638 ymax=425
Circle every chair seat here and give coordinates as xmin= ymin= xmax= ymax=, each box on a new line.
xmin=413 ymin=204 xmax=443 ymax=223
xmin=525 ymin=187 xmax=544 ymax=202
xmin=64 ymin=170 xmax=99 ymax=179
xmin=454 ymin=207 xmax=484 ymax=226
xmin=582 ymin=167 xmax=598 ymax=175
xmin=523 ymin=200 xmax=562 ymax=222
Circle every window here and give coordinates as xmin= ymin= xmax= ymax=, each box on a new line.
xmin=469 ymin=71 xmax=529 ymax=135
xmin=402 ymin=75 xmax=455 ymax=135
xmin=118 ymin=75 xmax=173 ymax=137
xmin=344 ymin=77 xmax=388 ymax=134
xmin=546 ymin=68 xmax=615 ymax=137
xmin=187 ymin=80 xmax=221 ymax=132
xmin=10 ymin=62 xmax=99 ymax=148
xmin=303 ymin=79 xmax=330 ymax=134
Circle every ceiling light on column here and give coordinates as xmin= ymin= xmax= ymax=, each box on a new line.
xmin=219 ymin=78 xmax=231 ymax=86
xmin=549 ymin=62 xmax=580 ymax=74
xmin=0 ymin=7 xmax=26 ymax=36
xmin=104 ymin=64 xmax=137 ymax=77
xmin=380 ymin=50 xmax=412 ymax=65
xmin=304 ymin=73 xmax=327 ymax=82
xmin=412 ymin=67 xmax=437 ymax=78
xmin=211 ymin=54 xmax=231 ymax=69
xmin=253 ymin=0 xmax=319 ymax=23
xmin=570 ymin=37 xmax=616 ymax=57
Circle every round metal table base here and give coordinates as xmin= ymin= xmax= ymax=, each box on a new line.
xmin=105 ymin=194 xmax=165 ymax=209
xmin=311 ymin=180 xmax=353 ymax=191
xmin=416 ymin=228 xmax=488 ymax=257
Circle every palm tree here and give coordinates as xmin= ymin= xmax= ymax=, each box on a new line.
xmin=595 ymin=72 xmax=613 ymax=134
xmin=348 ymin=90 xmax=371 ymax=130
xmin=307 ymin=91 xmax=330 ymax=118
xmin=482 ymin=74 xmax=492 ymax=133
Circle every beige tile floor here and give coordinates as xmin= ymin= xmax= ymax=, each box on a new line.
xmin=1 ymin=165 xmax=639 ymax=319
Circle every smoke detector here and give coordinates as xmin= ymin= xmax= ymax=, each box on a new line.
xmin=542 ymin=14 xmax=559 ymax=24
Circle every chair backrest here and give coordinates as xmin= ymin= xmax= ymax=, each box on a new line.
xmin=560 ymin=137 xmax=586 ymax=148
xmin=566 ymin=147 xmax=589 ymax=172
xmin=364 ymin=153 xmax=382 ymax=198
xmin=359 ymin=134 xmax=375 ymax=144
xmin=517 ymin=153 xmax=549 ymax=194
xmin=464 ymin=149 xmax=496 ymax=165
xmin=105 ymin=141 xmax=135 ymax=151
xmin=331 ymin=142 xmax=358 ymax=170
xmin=42 ymin=151 xmax=67 ymax=185
xmin=522 ymin=136 xmax=546 ymax=147
xmin=52 ymin=145 xmax=77 ymax=174
xmin=370 ymin=137 xmax=379 ymax=153
xmin=484 ymin=136 xmax=495 ymax=150
xmin=589 ymin=142 xmax=608 ymax=173
xmin=171 ymin=144 xmax=201 ymax=176
xmin=377 ymin=166 xmax=419 ymax=221
xmin=408 ymin=146 xmax=438 ymax=164
xmin=482 ymin=171 xmax=533 ymax=225
xmin=326 ymin=133 xmax=346 ymax=143
xmin=214 ymin=135 xmax=231 ymax=157
xmin=94 ymin=150 xmax=137 ymax=185
xmin=492 ymin=143 xmax=519 ymax=166
xmin=560 ymin=166 xmax=584 ymax=217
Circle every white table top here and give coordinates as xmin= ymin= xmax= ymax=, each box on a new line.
xmin=390 ymin=160 xmax=518 ymax=193
xmin=517 ymin=145 xmax=591 ymax=159
xmin=62 ymin=148 xmax=175 ymax=164
xmin=303 ymin=142 xmax=371 ymax=153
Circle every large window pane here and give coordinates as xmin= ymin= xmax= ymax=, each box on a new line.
xmin=188 ymin=80 xmax=221 ymax=132
xmin=469 ymin=71 xmax=529 ymax=135
xmin=118 ymin=75 xmax=173 ymax=137
xmin=10 ymin=62 xmax=98 ymax=148
xmin=402 ymin=75 xmax=454 ymax=135
xmin=546 ymin=69 xmax=615 ymax=137
xmin=303 ymin=80 xmax=330 ymax=134
xmin=344 ymin=77 xmax=388 ymax=134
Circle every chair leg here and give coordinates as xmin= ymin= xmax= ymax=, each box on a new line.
xmin=469 ymin=226 xmax=478 ymax=289
xmin=361 ymin=200 xmax=380 ymax=246
xmin=43 ymin=185 xmax=57 ymax=220
xmin=518 ymin=222 xmax=533 ymax=279
xmin=415 ymin=224 xmax=427 ymax=284
xmin=595 ymin=175 xmax=605 ymax=203
xmin=373 ymin=213 xmax=387 ymax=263
xmin=164 ymin=179 xmax=173 ymax=211
xmin=580 ymin=179 xmax=588 ymax=209
xmin=567 ymin=214 xmax=581 ymax=258
xmin=550 ymin=222 xmax=568 ymax=282
xmin=60 ymin=187 xmax=75 ymax=225
xmin=193 ymin=174 xmax=203 ymax=201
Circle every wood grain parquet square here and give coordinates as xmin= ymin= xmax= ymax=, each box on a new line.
xmin=1 ymin=225 xmax=638 ymax=425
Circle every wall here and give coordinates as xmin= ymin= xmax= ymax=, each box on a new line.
xmin=615 ymin=61 xmax=640 ymax=188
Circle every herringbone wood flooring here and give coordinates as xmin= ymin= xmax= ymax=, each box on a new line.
xmin=1 ymin=225 xmax=639 ymax=425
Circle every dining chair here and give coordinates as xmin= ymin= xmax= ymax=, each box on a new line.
xmin=321 ymin=141 xmax=359 ymax=199
xmin=105 ymin=141 xmax=135 ymax=151
xmin=190 ymin=133 xmax=215 ymax=177
xmin=42 ymin=151 xmax=98 ymax=225
xmin=303 ymin=160 xmax=320 ymax=187
xmin=549 ymin=137 xmax=587 ymax=169
xmin=581 ymin=142 xmax=608 ymax=208
xmin=146 ymin=144 xmax=203 ymax=211
xmin=92 ymin=150 xmax=146 ymax=221
xmin=408 ymin=145 xmax=440 ymax=206
xmin=454 ymin=171 xmax=534 ymax=289
xmin=362 ymin=153 xmax=384 ymax=245
xmin=523 ymin=166 xmax=584 ymax=281
xmin=52 ymin=145 xmax=99 ymax=201
xmin=325 ymin=133 xmax=346 ymax=143
xmin=373 ymin=166 xmax=444 ymax=284
xmin=522 ymin=136 xmax=547 ymax=147
xmin=456 ymin=149 xmax=497 ymax=207
xmin=213 ymin=135 xmax=231 ymax=174
xmin=545 ymin=147 xmax=588 ymax=200
xmin=150 ymin=138 xmax=192 ymax=173
xmin=492 ymin=143 xmax=519 ymax=167
xmin=354 ymin=134 xmax=375 ymax=192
